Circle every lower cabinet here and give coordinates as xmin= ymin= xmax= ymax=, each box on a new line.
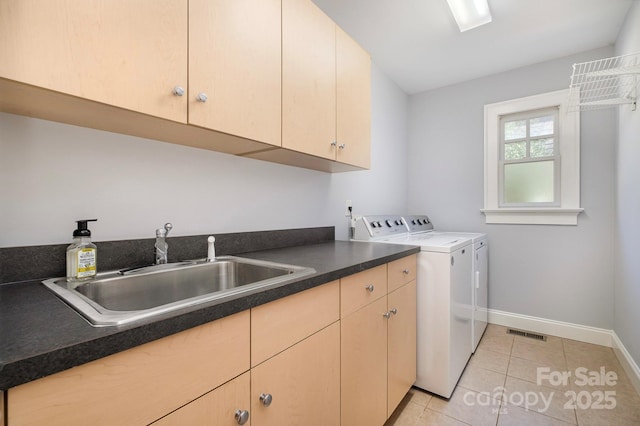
xmin=7 ymin=311 xmax=250 ymax=426
xmin=387 ymin=281 xmax=417 ymax=414
xmin=340 ymin=257 xmax=418 ymax=426
xmin=153 ymin=372 xmax=251 ymax=426
xmin=251 ymin=322 xmax=340 ymax=426
xmin=5 ymin=255 xmax=416 ymax=426
xmin=341 ymin=297 xmax=389 ymax=426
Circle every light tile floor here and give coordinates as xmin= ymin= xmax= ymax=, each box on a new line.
xmin=385 ymin=324 xmax=640 ymax=426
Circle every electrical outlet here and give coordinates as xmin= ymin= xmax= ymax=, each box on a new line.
xmin=345 ymin=200 xmax=353 ymax=217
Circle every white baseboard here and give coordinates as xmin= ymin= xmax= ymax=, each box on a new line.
xmin=488 ymin=309 xmax=613 ymax=346
xmin=611 ymin=332 xmax=640 ymax=396
xmin=487 ymin=309 xmax=640 ymax=395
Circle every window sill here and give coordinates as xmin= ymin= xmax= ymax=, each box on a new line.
xmin=481 ymin=208 xmax=584 ymax=225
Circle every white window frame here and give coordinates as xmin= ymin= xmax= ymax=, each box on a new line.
xmin=483 ymin=89 xmax=583 ymax=225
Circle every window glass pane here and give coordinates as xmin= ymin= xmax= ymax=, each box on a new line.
xmin=530 ymin=115 xmax=554 ymax=137
xmin=530 ymin=138 xmax=554 ymax=157
xmin=504 ymin=142 xmax=526 ymax=160
xmin=504 ymin=120 xmax=526 ymax=140
xmin=504 ymin=160 xmax=554 ymax=204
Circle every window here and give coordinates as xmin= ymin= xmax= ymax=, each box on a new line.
xmin=483 ymin=90 xmax=583 ymax=225
xmin=500 ymin=108 xmax=559 ymax=206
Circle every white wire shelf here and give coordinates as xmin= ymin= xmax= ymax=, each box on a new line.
xmin=568 ymin=53 xmax=640 ymax=112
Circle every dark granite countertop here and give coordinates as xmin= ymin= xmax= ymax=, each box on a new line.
xmin=0 ymin=240 xmax=419 ymax=390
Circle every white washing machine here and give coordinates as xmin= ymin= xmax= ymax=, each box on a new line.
xmin=352 ymin=215 xmax=474 ymax=398
xmin=404 ymin=215 xmax=488 ymax=352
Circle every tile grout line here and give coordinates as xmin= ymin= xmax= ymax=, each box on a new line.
xmin=561 ymin=337 xmax=579 ymax=425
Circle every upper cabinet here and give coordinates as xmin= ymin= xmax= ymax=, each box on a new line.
xmin=336 ymin=27 xmax=371 ymax=169
xmin=0 ymin=0 xmax=188 ymax=123
xmin=189 ymin=0 xmax=281 ymax=146
xmin=282 ymin=0 xmax=371 ymax=169
xmin=0 ymin=0 xmax=370 ymax=172
xmin=282 ymin=0 xmax=336 ymax=160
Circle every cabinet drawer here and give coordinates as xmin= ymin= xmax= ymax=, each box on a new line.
xmin=152 ymin=372 xmax=250 ymax=425
xmin=251 ymin=280 xmax=339 ymax=367
xmin=340 ymin=264 xmax=387 ymax=318
xmin=8 ymin=311 xmax=250 ymax=426
xmin=388 ymin=254 xmax=417 ymax=292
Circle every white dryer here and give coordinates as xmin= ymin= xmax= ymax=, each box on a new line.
xmin=404 ymin=215 xmax=488 ymax=352
xmin=352 ymin=215 xmax=473 ymax=398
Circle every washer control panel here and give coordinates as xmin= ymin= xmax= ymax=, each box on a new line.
xmin=403 ymin=215 xmax=434 ymax=233
xmin=353 ymin=215 xmax=409 ymax=240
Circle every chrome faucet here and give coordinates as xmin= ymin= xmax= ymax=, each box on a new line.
xmin=155 ymin=223 xmax=173 ymax=264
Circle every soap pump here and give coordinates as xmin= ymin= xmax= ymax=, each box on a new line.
xmin=66 ymin=219 xmax=98 ymax=282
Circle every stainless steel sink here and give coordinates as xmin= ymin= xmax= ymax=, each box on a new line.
xmin=42 ymin=256 xmax=315 ymax=326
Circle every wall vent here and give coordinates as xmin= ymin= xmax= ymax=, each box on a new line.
xmin=507 ymin=328 xmax=547 ymax=341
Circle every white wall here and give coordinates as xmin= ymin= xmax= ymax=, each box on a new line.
xmin=0 ymin=63 xmax=408 ymax=247
xmin=407 ymin=47 xmax=617 ymax=329
xmin=614 ymin=1 xmax=640 ymax=366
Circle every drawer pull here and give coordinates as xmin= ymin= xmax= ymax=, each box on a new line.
xmin=259 ymin=393 xmax=273 ymax=407
xmin=402 ymin=269 xmax=410 ymax=275
xmin=365 ymin=284 xmax=375 ymax=292
xmin=235 ymin=409 xmax=250 ymax=425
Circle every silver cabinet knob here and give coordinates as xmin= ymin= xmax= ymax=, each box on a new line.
xmin=338 ymin=143 xmax=346 ymax=149
xmin=259 ymin=393 xmax=273 ymax=407
xmin=196 ymin=92 xmax=208 ymax=103
xmin=390 ymin=308 xmax=398 ymax=315
xmin=235 ymin=410 xmax=250 ymax=425
xmin=365 ymin=284 xmax=374 ymax=292
xmin=402 ymin=269 xmax=410 ymax=275
xmin=383 ymin=311 xmax=392 ymax=319
xmin=330 ymin=140 xmax=337 ymax=147
xmin=172 ymin=86 xmax=185 ymax=96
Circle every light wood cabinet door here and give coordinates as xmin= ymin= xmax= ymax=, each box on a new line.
xmin=189 ymin=0 xmax=281 ymax=146
xmin=387 ymin=281 xmax=417 ymax=416
xmin=251 ymin=322 xmax=340 ymax=426
xmin=341 ymin=297 xmax=388 ymax=426
xmin=7 ymin=311 xmax=250 ymax=426
xmin=251 ymin=280 xmax=339 ymax=367
xmin=282 ymin=0 xmax=336 ymax=160
xmin=0 ymin=0 xmax=188 ymax=123
xmin=336 ymin=27 xmax=371 ymax=169
xmin=153 ymin=372 xmax=251 ymax=426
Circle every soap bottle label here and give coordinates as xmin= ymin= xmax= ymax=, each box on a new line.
xmin=77 ymin=248 xmax=97 ymax=278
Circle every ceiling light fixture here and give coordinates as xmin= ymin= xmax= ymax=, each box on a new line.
xmin=446 ymin=0 xmax=492 ymax=32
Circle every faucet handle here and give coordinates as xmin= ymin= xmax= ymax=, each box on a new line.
xmin=156 ymin=222 xmax=173 ymax=237
xmin=207 ymin=236 xmax=216 ymax=262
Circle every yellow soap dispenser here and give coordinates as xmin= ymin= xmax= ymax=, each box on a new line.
xmin=66 ymin=219 xmax=98 ymax=282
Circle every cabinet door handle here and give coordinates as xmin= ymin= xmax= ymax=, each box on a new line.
xmin=338 ymin=143 xmax=346 ymax=149
xmin=172 ymin=86 xmax=185 ymax=96
xmin=389 ymin=308 xmax=398 ymax=315
xmin=365 ymin=284 xmax=374 ymax=292
xmin=330 ymin=140 xmax=337 ymax=147
xmin=196 ymin=92 xmax=208 ymax=103
xmin=234 ymin=409 xmax=250 ymax=425
xmin=383 ymin=311 xmax=391 ymax=319
xmin=259 ymin=393 xmax=273 ymax=407
xmin=402 ymin=268 xmax=410 ymax=275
